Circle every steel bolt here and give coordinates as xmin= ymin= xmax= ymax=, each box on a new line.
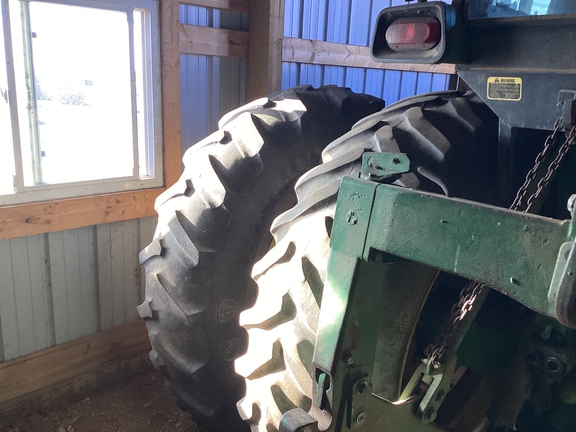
xmin=423 ymin=407 xmax=437 ymax=423
xmin=356 ymin=380 xmax=368 ymax=395
xmin=346 ymin=211 xmax=358 ymax=226
xmin=356 ymin=411 xmax=366 ymax=425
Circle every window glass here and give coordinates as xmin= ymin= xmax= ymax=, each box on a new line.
xmin=469 ymin=0 xmax=576 ymax=20
xmin=0 ymin=3 xmax=16 ymax=195
xmin=27 ymin=2 xmax=134 ymax=185
xmin=134 ymin=8 xmax=154 ymax=179
xmin=1 ymin=0 xmax=161 ymax=205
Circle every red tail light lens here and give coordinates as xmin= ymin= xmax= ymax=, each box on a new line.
xmin=385 ymin=17 xmax=441 ymax=51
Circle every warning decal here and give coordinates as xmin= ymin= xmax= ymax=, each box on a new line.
xmin=487 ymin=77 xmax=522 ymax=101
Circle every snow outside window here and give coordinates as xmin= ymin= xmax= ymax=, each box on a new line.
xmin=0 ymin=0 xmax=162 ymax=205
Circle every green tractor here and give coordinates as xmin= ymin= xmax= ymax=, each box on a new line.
xmin=139 ymin=1 xmax=576 ymax=431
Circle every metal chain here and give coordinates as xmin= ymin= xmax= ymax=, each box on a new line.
xmin=525 ymin=125 xmax=576 ymax=212
xmin=424 ymin=120 xmax=576 ymax=367
xmin=510 ymin=118 xmax=564 ymax=211
xmin=423 ymin=280 xmax=486 ymax=365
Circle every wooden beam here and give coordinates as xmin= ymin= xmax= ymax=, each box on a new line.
xmin=0 ymin=188 xmax=159 ymax=240
xmin=246 ymin=0 xmax=284 ymax=101
xmin=0 ymin=320 xmax=152 ymax=419
xmin=179 ymin=0 xmax=249 ymax=13
xmin=179 ymin=24 xmax=249 ymax=57
xmin=282 ymin=37 xmax=457 ymax=75
xmin=0 ymin=0 xmax=183 ymax=241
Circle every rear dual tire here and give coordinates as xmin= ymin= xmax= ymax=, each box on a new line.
xmin=138 ymin=86 xmax=384 ymax=431
xmin=236 ymin=90 xmax=498 ymax=431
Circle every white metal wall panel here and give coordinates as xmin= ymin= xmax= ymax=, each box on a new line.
xmin=139 ymin=216 xmax=158 ymax=294
xmin=0 ymin=235 xmax=53 ymax=361
xmin=96 ymin=220 xmax=141 ymax=331
xmin=48 ymin=228 xmax=98 ymax=344
xmin=0 ymin=216 xmax=157 ymax=363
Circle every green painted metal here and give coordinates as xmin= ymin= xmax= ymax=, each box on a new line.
xmin=311 ymin=258 xmax=440 ymax=431
xmin=313 ymin=179 xmax=377 ymax=380
xmin=363 ymin=180 xmax=572 ymax=318
xmin=305 ymin=175 xmax=576 ymax=431
xmin=311 ymin=178 xmax=441 ymax=431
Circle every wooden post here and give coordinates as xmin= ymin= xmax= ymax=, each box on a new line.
xmin=161 ymin=0 xmax=182 ymax=187
xmin=247 ymin=0 xmax=284 ymax=101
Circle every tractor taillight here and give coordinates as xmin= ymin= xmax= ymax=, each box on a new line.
xmin=385 ymin=18 xmax=441 ymax=51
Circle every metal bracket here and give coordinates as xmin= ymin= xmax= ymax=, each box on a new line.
xmin=361 ymin=152 xmax=410 ymax=182
xmin=548 ymin=200 xmax=576 ymax=328
xmin=558 ymin=90 xmax=576 ymax=130
xmin=550 ymin=240 xmax=576 ymax=328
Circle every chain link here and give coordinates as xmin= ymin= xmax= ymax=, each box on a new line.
xmin=510 ymin=118 xmax=563 ymax=211
xmin=424 ymin=120 xmax=576 ymax=368
xmin=526 ymin=125 xmax=576 ymax=212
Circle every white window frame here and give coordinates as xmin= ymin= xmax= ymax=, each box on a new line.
xmin=0 ymin=0 xmax=162 ymax=205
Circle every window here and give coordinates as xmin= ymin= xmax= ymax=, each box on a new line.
xmin=0 ymin=0 xmax=161 ymax=205
xmin=469 ymin=0 xmax=576 ymax=20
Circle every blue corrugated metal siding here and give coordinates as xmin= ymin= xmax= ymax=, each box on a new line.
xmin=283 ymin=0 xmax=453 ymax=105
xmin=179 ymin=5 xmax=249 ymax=30
xmin=179 ymin=5 xmax=248 ymax=154
xmin=180 ymin=55 xmax=247 ymax=153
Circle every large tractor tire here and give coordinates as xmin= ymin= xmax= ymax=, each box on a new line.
xmin=235 ymin=91 xmax=498 ymax=431
xmin=138 ymin=86 xmax=384 ymax=431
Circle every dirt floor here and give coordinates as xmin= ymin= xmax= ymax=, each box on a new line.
xmin=0 ymin=369 xmax=208 ymax=432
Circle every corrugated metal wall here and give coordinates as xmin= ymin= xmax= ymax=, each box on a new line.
xmin=179 ymin=5 xmax=249 ymax=154
xmin=0 ymin=217 xmax=156 ymax=362
xmin=282 ymin=0 xmax=453 ymax=104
